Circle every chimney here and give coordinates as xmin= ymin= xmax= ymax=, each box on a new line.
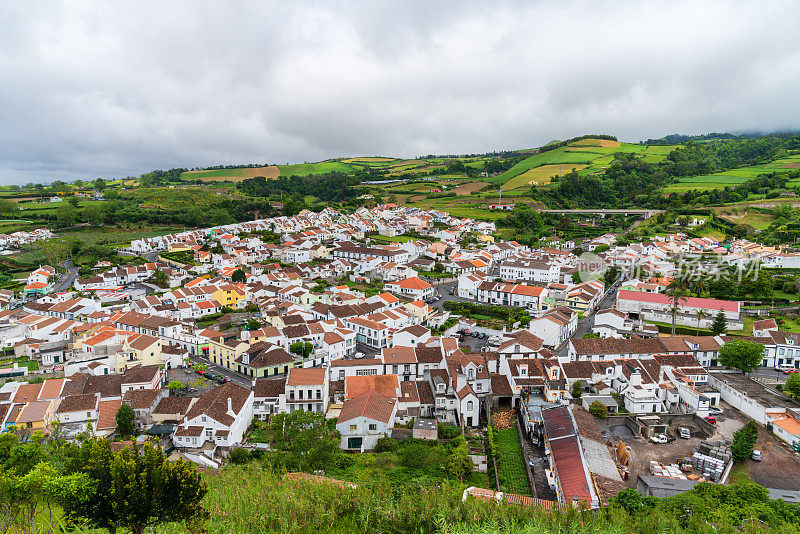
xmin=227 ymin=397 xmax=233 ymax=415
xmin=630 ymin=369 xmax=642 ymax=387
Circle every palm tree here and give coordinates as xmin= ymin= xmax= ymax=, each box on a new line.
xmin=666 ymin=280 xmax=689 ymax=336
xmin=695 ymin=308 xmax=709 ymax=335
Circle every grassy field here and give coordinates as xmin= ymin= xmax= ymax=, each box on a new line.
xmin=662 ymin=155 xmax=800 ymax=193
xmin=277 ymin=160 xmax=355 ymax=177
xmin=495 ymin=428 xmax=530 ymax=495
xmin=368 ymin=234 xmax=417 ymax=243
xmin=503 ymin=164 xmax=588 ymax=190
xmin=488 ymin=147 xmax=600 ymax=186
xmin=717 ymin=209 xmax=776 ymax=231
xmin=181 ymin=166 xmax=279 ymax=182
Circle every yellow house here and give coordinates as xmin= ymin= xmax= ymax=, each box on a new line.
xmin=404 ymin=300 xmax=432 ymax=323
xmin=209 ymin=338 xmax=249 ymax=370
xmin=14 ymin=400 xmax=54 ymax=431
xmin=117 ymin=334 xmax=162 ymax=372
xmin=477 ymin=234 xmax=495 ymax=243
xmin=212 ymin=284 xmax=245 ymax=309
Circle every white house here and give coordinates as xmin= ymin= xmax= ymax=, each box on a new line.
xmin=336 ymin=390 xmax=397 ymax=451
xmin=173 ymin=383 xmax=254 ymax=449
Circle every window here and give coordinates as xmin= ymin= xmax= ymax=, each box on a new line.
xmin=86 ymin=411 xmax=91 ymax=418
xmin=369 ymin=424 xmax=377 ymax=431
xmin=467 ymin=401 xmax=473 ymax=411
xmin=349 ymin=424 xmax=357 ymax=430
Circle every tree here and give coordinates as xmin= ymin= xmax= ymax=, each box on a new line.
xmin=150 ymin=269 xmax=168 ymax=288
xmin=571 ymin=380 xmax=583 ymax=399
xmin=718 ymin=339 xmax=764 ymax=374
xmin=84 ymin=204 xmax=104 ymax=226
xmin=246 ymin=319 xmax=262 ymax=331
xmin=268 ymin=411 xmax=341 ymax=471
xmin=55 ymin=205 xmax=77 ymax=228
xmin=665 ymin=280 xmax=689 ymax=335
xmin=68 ymin=196 xmax=80 ymax=208
xmin=710 ymin=311 xmax=728 ymax=336
xmin=589 ymin=401 xmax=608 ymax=419
xmin=731 ymin=420 xmax=759 ymax=461
xmin=695 ymin=308 xmax=709 ymax=335
xmin=36 ymin=238 xmax=69 ymax=267
xmin=603 ymin=265 xmax=622 ymax=286
xmin=444 ymin=435 xmax=473 ymax=482
xmin=433 ymin=262 xmax=444 ymax=273
xmin=167 ymin=380 xmax=186 ymax=393
xmin=62 ymin=439 xmax=207 ymax=534
xmin=0 ymin=198 xmax=19 ymax=215
xmin=289 ymin=341 xmax=313 ymax=358
xmin=231 ymin=268 xmax=247 ymax=283
xmin=229 ymin=447 xmax=251 ymax=465
xmin=784 ymin=373 xmax=800 ymax=399
xmin=115 ymin=404 xmax=135 ymax=437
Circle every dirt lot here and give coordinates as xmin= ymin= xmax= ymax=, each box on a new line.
xmin=599 ymin=404 xmax=800 ymax=491
xmin=600 ymin=405 xmax=744 ymax=488
xmin=452 ymin=182 xmax=486 ymax=195
xmin=723 ymin=405 xmax=800 ymax=490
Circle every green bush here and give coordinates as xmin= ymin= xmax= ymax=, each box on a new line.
xmin=229 ymin=447 xmax=251 ymax=465
xmin=438 ymin=424 xmax=462 ymax=440
xmin=589 ymin=401 xmax=608 ymax=419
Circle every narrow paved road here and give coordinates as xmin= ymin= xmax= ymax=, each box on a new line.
xmin=53 ymin=260 xmax=78 ymax=292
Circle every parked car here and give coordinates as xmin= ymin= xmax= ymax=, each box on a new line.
xmin=471 ymin=332 xmax=480 ymax=338
xmin=678 ymin=427 xmax=691 ymax=439
xmin=751 ymin=449 xmax=762 ymax=461
xmin=448 ymin=289 xmax=455 ymax=295
xmin=708 ymin=407 xmax=723 ymax=416
xmin=488 ymin=336 xmax=501 ymax=346
xmin=479 ymin=332 xmax=487 ymax=339
xmin=462 ymin=329 xmax=471 ymax=335
xmin=706 ymin=416 xmax=717 ymax=424
xmin=784 ymin=368 xmax=799 ymax=374
xmin=650 ymin=434 xmax=669 ymax=444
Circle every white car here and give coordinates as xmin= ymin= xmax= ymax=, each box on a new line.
xmin=650 ymin=434 xmax=669 ymax=444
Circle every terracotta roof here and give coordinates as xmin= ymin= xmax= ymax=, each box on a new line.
xmin=617 ymin=289 xmax=739 ymax=313
xmin=123 ymin=388 xmax=162 ymax=410
xmin=253 ymin=378 xmax=287 ymax=398
xmin=345 ymin=374 xmax=400 ymax=399
xmin=13 ymin=383 xmax=43 ymax=403
xmin=152 ymin=396 xmax=193 ymax=416
xmin=183 ymin=382 xmax=251 ymax=427
xmin=752 ymin=318 xmax=778 ymax=331
xmin=97 ymin=399 xmax=122 ymax=430
xmin=337 ymin=390 xmax=397 ymax=424
xmin=381 ymin=346 xmax=417 ymax=365
xmin=490 ymin=374 xmax=513 ymax=396
xmin=56 ymin=393 xmax=99 ymax=414
xmin=287 ymin=367 xmax=326 ymax=386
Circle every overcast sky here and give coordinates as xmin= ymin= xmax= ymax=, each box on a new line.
xmin=1 ymin=1 xmax=799 ymax=184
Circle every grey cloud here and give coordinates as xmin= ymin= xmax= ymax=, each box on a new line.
xmin=0 ymin=0 xmax=799 ymax=184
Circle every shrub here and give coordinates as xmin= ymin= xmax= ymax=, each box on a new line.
xmin=229 ymin=447 xmax=251 ymax=465
xmin=438 ymin=424 xmax=462 ymax=440
xmin=375 ymin=437 xmax=399 ymax=453
xmin=589 ymin=401 xmax=608 ymax=419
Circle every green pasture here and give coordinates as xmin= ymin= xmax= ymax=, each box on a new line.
xmin=277 ymin=160 xmax=354 ymax=177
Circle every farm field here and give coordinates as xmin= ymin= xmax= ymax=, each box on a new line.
xmin=488 ymin=147 xmax=601 ymax=186
xmin=495 ymin=428 xmax=530 ymax=495
xmin=663 ymin=155 xmax=800 ymax=193
xmin=503 ymin=164 xmax=588 ymax=190
xmin=716 ymin=208 xmax=776 ymax=231
xmin=277 ymin=160 xmax=355 ymax=177
xmin=181 ymin=166 xmax=279 ymax=182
